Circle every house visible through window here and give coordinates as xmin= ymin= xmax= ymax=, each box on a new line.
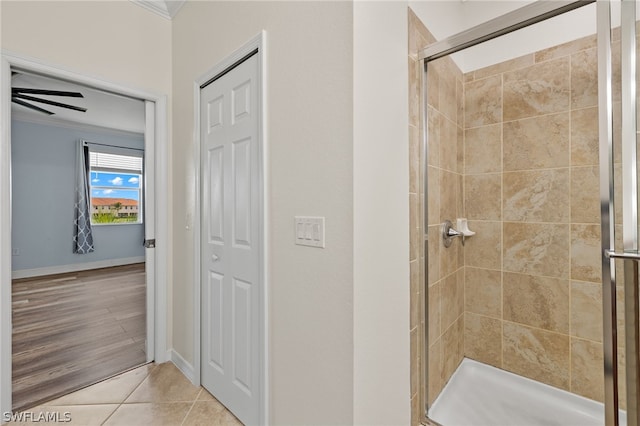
xmin=89 ymin=149 xmax=143 ymax=225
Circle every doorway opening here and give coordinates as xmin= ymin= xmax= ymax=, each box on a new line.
xmin=0 ymin=53 xmax=169 ymax=414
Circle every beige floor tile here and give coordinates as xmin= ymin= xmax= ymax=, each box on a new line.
xmin=125 ymin=362 xmax=201 ymax=403
xmin=47 ymin=364 xmax=155 ymax=406
xmin=197 ymin=388 xmax=216 ymax=402
xmin=183 ymin=401 xmax=242 ymax=426
xmin=103 ymin=402 xmax=192 ymax=426
xmin=6 ymin=404 xmax=117 ymax=426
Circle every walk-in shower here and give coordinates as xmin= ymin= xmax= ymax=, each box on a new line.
xmin=409 ymin=1 xmax=640 ymax=425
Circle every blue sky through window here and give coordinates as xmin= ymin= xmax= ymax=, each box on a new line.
xmin=91 ymin=172 xmax=141 ymax=201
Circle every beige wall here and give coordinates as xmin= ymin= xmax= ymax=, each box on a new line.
xmin=172 ymin=2 xmax=355 ymax=424
xmin=1 ymin=1 xmax=172 ymax=96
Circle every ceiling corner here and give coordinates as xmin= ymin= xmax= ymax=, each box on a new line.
xmin=131 ymin=0 xmax=186 ymax=20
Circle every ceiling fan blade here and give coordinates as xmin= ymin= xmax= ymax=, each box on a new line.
xmin=12 ymin=88 xmax=84 ymax=98
xmin=13 ymin=94 xmax=87 ymax=112
xmin=11 ymin=98 xmax=54 ymax=115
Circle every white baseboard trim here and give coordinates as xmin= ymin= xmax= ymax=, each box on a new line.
xmin=12 ymin=256 xmax=145 ymax=279
xmin=170 ymin=349 xmax=196 ymax=384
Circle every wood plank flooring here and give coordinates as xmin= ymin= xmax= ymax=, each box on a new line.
xmin=12 ymin=263 xmax=147 ymax=411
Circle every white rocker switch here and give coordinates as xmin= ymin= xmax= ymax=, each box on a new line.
xmin=294 ymin=216 xmax=325 ymax=248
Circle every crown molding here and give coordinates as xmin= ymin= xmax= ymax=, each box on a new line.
xmin=131 ymin=0 xmax=186 ymax=20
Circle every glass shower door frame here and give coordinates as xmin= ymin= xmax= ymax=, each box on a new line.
xmin=600 ymin=1 xmax=640 ymax=425
xmin=418 ymin=1 xmax=636 ymax=425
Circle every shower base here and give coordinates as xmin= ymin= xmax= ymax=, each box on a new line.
xmin=429 ymin=358 xmax=625 ymax=426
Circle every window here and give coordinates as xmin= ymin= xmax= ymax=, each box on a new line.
xmin=89 ymin=149 xmax=143 ymax=225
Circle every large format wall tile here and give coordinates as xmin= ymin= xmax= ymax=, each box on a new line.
xmin=503 ymin=58 xmax=570 ymax=121
xmin=428 ymin=166 xmax=440 ymax=226
xmin=439 ymin=169 xmax=457 ymax=224
xmin=503 ymin=222 xmax=570 ymax=278
xmin=571 ymin=107 xmax=599 ymax=166
xmin=464 ymin=124 xmax=502 ymax=174
xmin=503 ymin=322 xmax=570 ymax=390
xmin=465 ymin=312 xmax=502 ymax=368
xmin=465 ymin=174 xmax=502 ymax=220
xmin=503 ymin=272 xmax=570 ymax=333
xmin=428 ymin=225 xmax=440 ymax=285
xmin=571 ymin=281 xmax=603 ymax=342
xmin=571 ymin=224 xmax=601 ymax=283
xmin=442 ymin=317 xmax=464 ymax=383
xmin=427 ymin=106 xmax=440 ymax=167
xmin=503 ymin=112 xmax=570 ymax=171
xmin=465 ymin=221 xmax=502 ymax=270
xmin=409 ymin=57 xmax=420 ymax=127
xmin=464 ymin=267 xmax=501 ymax=318
xmin=534 ymin=34 xmax=596 ymax=63
xmin=571 ymin=47 xmax=598 ymax=109
xmin=440 ymin=114 xmax=458 ymax=173
xmin=571 ymin=166 xmax=600 ymax=224
xmin=464 ymin=75 xmax=502 ymax=128
xmin=409 ymin=125 xmax=419 ymax=194
xmin=571 ymin=338 xmax=604 ymax=402
xmin=428 ymin=281 xmax=441 ymax=343
xmin=428 ymin=339 xmax=443 ymax=405
xmin=441 ymin=271 xmax=464 ymax=331
xmin=503 ymin=168 xmax=570 ymax=223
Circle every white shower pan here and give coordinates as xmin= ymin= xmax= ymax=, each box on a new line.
xmin=429 ymin=358 xmax=626 ymax=426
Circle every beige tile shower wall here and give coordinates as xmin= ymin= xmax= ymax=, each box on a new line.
xmin=408 ymin=8 xmax=465 ymax=415
xmin=461 ymin=32 xmax=634 ymax=404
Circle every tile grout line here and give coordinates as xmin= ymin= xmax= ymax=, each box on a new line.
xmin=100 ymin=364 xmax=154 ymax=426
xmin=179 ymin=389 xmax=202 ymax=426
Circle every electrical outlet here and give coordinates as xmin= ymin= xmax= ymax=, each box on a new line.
xmin=12 ymin=248 xmax=19 ymax=256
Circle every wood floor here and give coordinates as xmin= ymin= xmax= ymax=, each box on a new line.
xmin=12 ymin=263 xmax=147 ymax=411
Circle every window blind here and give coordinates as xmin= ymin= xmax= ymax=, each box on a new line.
xmin=89 ymin=152 xmax=143 ymax=172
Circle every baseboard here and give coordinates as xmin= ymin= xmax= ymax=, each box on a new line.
xmin=170 ymin=349 xmax=196 ymax=384
xmin=12 ymin=256 xmax=145 ymax=279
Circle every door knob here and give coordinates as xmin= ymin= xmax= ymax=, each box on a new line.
xmin=212 ymin=254 xmax=220 ymax=261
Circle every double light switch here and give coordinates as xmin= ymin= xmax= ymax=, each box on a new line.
xmin=295 ymin=216 xmax=325 ymax=248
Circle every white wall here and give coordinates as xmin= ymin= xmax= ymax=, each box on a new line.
xmin=353 ymin=2 xmax=410 ymax=424
xmin=172 ymin=2 xmax=354 ymax=424
xmin=11 ymin=119 xmax=145 ymax=274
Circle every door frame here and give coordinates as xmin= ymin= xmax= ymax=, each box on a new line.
xmin=192 ymin=32 xmax=268 ymax=424
xmin=0 ymin=51 xmax=170 ymax=414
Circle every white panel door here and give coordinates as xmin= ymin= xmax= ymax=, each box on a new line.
xmin=200 ymin=54 xmax=261 ymax=426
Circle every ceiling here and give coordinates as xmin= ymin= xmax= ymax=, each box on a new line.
xmin=11 ymin=73 xmax=145 ymax=134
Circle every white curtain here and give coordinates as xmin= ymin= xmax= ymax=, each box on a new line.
xmin=73 ymin=141 xmax=94 ymax=254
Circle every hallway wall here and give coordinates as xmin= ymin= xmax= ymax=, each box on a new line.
xmin=172 ymin=2 xmax=355 ymax=424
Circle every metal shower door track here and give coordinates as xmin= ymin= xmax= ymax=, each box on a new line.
xmin=418 ymin=0 xmax=595 ymax=63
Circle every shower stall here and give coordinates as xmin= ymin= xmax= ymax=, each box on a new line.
xmin=409 ymin=1 xmax=640 ymax=425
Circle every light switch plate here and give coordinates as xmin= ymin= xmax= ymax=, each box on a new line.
xmin=294 ymin=216 xmax=325 ymax=248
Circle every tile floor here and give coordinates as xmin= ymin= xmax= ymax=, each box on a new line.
xmin=5 ymin=362 xmax=243 ymax=425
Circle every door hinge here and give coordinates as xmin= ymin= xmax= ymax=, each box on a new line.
xmin=144 ymin=239 xmax=156 ymax=248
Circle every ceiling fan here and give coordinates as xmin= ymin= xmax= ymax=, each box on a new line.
xmin=11 ymin=74 xmax=87 ymax=116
